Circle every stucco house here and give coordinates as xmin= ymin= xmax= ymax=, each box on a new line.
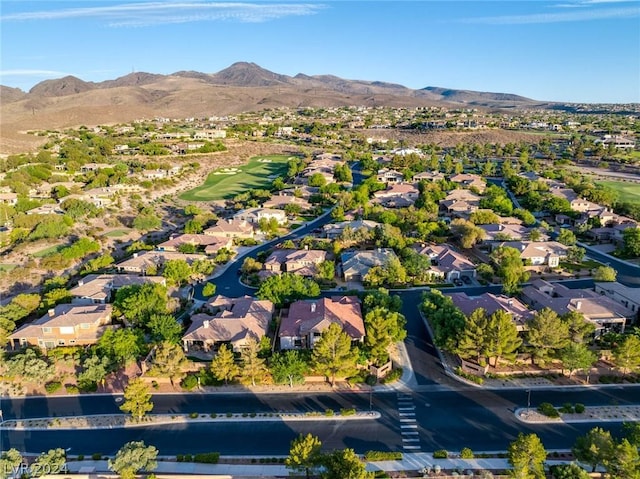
xmin=341 ymin=248 xmax=398 ymax=282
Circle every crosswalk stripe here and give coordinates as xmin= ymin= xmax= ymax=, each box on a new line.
xmin=401 ymin=431 xmax=419 ymax=435
xmin=400 ymin=424 xmax=418 ymax=429
xmin=402 ymin=438 xmax=420 ymax=442
xmin=399 ymin=419 xmax=416 ymax=423
xmin=403 ymin=445 xmax=421 ymax=450
xmin=399 ymin=413 xmax=415 ymax=417
xmin=398 ymin=406 xmax=415 ymax=410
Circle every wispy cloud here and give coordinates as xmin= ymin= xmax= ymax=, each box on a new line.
xmin=555 ymin=0 xmax=638 ymax=7
xmin=0 ymin=2 xmax=326 ymax=27
xmin=462 ymin=5 xmax=639 ymax=24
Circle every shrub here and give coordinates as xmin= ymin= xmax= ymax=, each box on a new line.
xmin=181 ymin=374 xmax=198 ymax=391
xmin=151 ymin=380 xmax=159 ymax=389
xmin=193 ymin=452 xmax=220 ymax=464
xmin=559 ymin=403 xmax=575 ymax=414
xmin=45 ymin=381 xmax=62 ymax=393
xmin=77 ymin=455 xmax=84 ymax=461
xmin=537 ymin=402 xmax=560 ymax=418
xmin=325 ymin=409 xmax=334 ymax=416
xmin=210 ymin=413 xmax=217 ymax=418
xmin=460 ymin=447 xmax=474 ymax=459
xmin=364 ymin=451 xmax=403 ymax=461
xmin=380 ymin=368 xmax=403 ymax=384
xmin=226 ymin=412 xmax=232 ymax=417
xmin=91 ymin=453 xmax=102 ymax=460
xmin=454 ymin=367 xmax=484 ymax=385
xmin=340 ymin=408 xmax=356 ymax=416
xmin=65 ymin=384 xmax=79 ymax=394
xmin=433 ymin=449 xmax=448 ymax=459
xmin=189 ymin=412 xmax=198 ymax=419
xmin=176 ymin=455 xmax=184 ymax=462
xmin=575 ymin=403 xmax=585 ymax=414
xmin=183 ymin=454 xmax=193 ymax=462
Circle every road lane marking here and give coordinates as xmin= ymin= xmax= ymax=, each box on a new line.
xmin=399 ymin=413 xmax=415 ymax=417
xmin=400 ymin=424 xmax=418 ymax=429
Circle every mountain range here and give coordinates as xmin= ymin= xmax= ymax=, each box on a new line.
xmin=0 ymin=62 xmax=550 ymax=153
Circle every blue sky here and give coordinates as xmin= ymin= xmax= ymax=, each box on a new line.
xmin=1 ymin=1 xmax=639 ymax=103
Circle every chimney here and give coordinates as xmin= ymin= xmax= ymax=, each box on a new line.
xmin=78 ymin=279 xmax=84 ymax=286
xmin=133 ymin=252 xmax=138 ymax=258
xmin=203 ymin=320 xmax=210 ymax=329
xmin=304 ymin=245 xmax=309 ymax=250
xmin=575 ymin=301 xmax=582 ymax=310
xmin=48 ymin=308 xmax=56 ymax=317
xmin=311 ymin=303 xmax=316 ymax=313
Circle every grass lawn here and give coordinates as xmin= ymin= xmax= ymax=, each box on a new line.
xmin=596 ymin=180 xmax=640 ymax=204
xmin=103 ymin=229 xmax=130 ymax=238
xmin=32 ymin=244 xmax=65 ymax=258
xmin=180 ymin=155 xmax=293 ymax=201
xmin=560 ymin=260 xmax=602 ymax=272
xmin=0 ymin=264 xmax=17 ymax=272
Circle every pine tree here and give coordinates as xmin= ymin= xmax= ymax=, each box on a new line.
xmin=239 ymin=337 xmax=268 ymax=386
xmin=508 ymin=433 xmax=547 ymax=479
xmin=285 ymin=433 xmax=322 ymax=478
xmin=457 ymin=308 xmax=489 ymax=363
xmin=486 ymin=309 xmax=522 ymax=367
xmin=613 ymin=335 xmax=640 ymax=376
xmin=120 ymin=378 xmax=153 ymax=422
xmin=526 ymin=308 xmax=570 ymax=365
xmin=211 ymin=344 xmax=239 ymax=385
xmin=312 ymin=323 xmax=357 ymax=387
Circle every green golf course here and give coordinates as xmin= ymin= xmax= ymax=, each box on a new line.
xmin=180 ymin=155 xmax=292 ymax=201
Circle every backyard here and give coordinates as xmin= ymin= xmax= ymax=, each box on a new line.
xmin=180 ymin=155 xmax=292 ymax=201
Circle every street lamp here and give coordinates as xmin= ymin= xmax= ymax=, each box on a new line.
xmin=526 ymin=389 xmax=531 ymax=413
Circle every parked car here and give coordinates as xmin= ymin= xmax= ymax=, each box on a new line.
xmin=453 ymin=278 xmax=463 ymax=286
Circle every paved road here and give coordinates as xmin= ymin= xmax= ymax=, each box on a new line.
xmin=4 ymin=388 xmax=637 ymax=455
xmin=579 ymin=242 xmax=640 ymax=286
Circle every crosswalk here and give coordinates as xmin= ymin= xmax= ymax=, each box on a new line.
xmin=397 ymin=392 xmax=420 ymax=451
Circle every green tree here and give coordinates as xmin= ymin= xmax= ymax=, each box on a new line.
xmin=148 ymin=313 xmax=182 ymax=344
xmin=560 ymin=343 xmax=596 ymax=378
xmin=120 ymin=378 xmax=153 ymax=422
xmin=316 ymin=260 xmax=335 ymax=281
xmin=285 ymin=433 xmax=322 ymax=479
xmin=114 ymin=283 xmax=168 ymax=327
xmin=5 ymin=348 xmax=54 ymax=382
xmin=184 ymin=218 xmax=203 ymax=234
xmin=321 ymin=448 xmax=374 ymax=479
xmin=133 ymin=211 xmax=161 ymax=232
xmin=420 ymin=290 xmax=466 ymax=352
xmin=108 ymin=441 xmax=158 ymax=479
xmin=572 ymin=427 xmax=615 ymax=472
xmin=548 ymin=464 xmax=590 ymax=479
xmin=566 ymin=246 xmax=586 ymax=264
xmin=239 ymin=337 xmax=268 ymax=386
xmin=32 ymin=448 xmax=66 ymax=477
xmin=364 ymin=307 xmax=406 ymax=365
xmin=485 ymin=309 xmax=522 ymax=367
xmin=256 ymin=273 xmax=320 ymax=307
xmin=562 ymin=311 xmax=595 ymax=343
xmin=308 ymin=172 xmax=327 ymax=187
xmin=526 ymin=308 xmax=570 ymax=365
xmin=312 ymin=323 xmax=357 ymax=387
xmin=202 ymin=282 xmax=217 ymax=297
xmin=593 ymin=265 xmax=617 ymax=282
xmin=451 ymin=218 xmax=486 ymax=249
xmin=622 ymin=227 xmax=640 ymax=257
xmin=613 ymin=335 xmax=640 ymax=376
xmin=457 ymin=308 xmax=489 ymax=364
xmin=98 ymin=328 xmax=145 ymax=365
xmin=508 ymin=432 xmax=547 ymax=479
xmin=211 ymin=344 xmax=239 ymax=384
xmin=491 ymin=246 xmax=529 ymax=294
xmin=270 ymin=350 xmax=308 ymax=387
xmin=623 ymin=421 xmax=640 ymax=447
xmin=147 ymin=342 xmax=188 ymax=387
xmin=162 ymin=259 xmax=193 ymax=286
xmin=558 ymin=228 xmax=577 ymax=246
xmin=0 ymin=449 xmax=22 ymax=479
xmin=78 ymin=354 xmax=111 ymax=390
xmin=605 ymin=439 xmax=640 ymax=479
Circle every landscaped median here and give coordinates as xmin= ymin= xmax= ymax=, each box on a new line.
xmin=0 ymin=409 xmax=380 ymax=431
xmin=516 ymin=404 xmax=640 ymax=424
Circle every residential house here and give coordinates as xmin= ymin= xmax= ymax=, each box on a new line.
xmin=115 ymin=251 xmax=205 ymax=274
xmin=157 ymin=234 xmax=233 ymax=255
xmin=372 ymin=183 xmax=419 ymax=208
xmin=204 ymin=219 xmax=255 ymax=239
xmin=341 ymin=248 xmax=398 ymax=282
xmin=279 ymin=186 xmax=319 ymax=200
xmin=440 ymin=189 xmax=482 ymax=217
xmin=322 ymin=219 xmax=381 ymax=239
xmin=521 ymin=279 xmax=632 ymax=334
xmin=479 ymin=223 xmax=538 ymax=242
xmin=263 ymin=249 xmax=327 ymax=276
xmin=415 ymin=244 xmax=476 ymax=282
xmin=279 ymin=296 xmax=365 ymax=350
xmin=491 ymin=241 xmax=568 ymax=267
xmin=594 ymin=282 xmax=640 ymax=318
xmin=412 ymin=171 xmax=445 ymax=183
xmin=182 ymin=295 xmax=274 ymax=352
xmin=595 ymin=135 xmax=636 ymax=150
xmin=0 ymin=193 xmax=18 ymax=206
xmin=193 ymin=129 xmax=227 ymax=140
xmin=80 ymin=163 xmax=112 ymax=173
xmin=446 ymin=292 xmax=533 ymax=331
xmin=233 ymin=208 xmax=287 ymax=225
xmin=262 ymin=195 xmax=312 ymax=212
xmin=450 ymin=173 xmax=486 ymax=192
xmin=8 ymin=304 xmax=113 ymax=351
xmin=376 ymin=168 xmax=404 ymax=184
xmin=70 ymin=274 xmax=166 ymax=304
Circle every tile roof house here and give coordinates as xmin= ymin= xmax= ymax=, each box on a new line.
xmin=491 ymin=241 xmax=568 ymax=267
xmin=440 ymin=189 xmax=481 ymax=217
xmin=263 ymin=248 xmax=327 ymax=275
xmin=479 ymin=223 xmax=539 ymax=242
xmin=262 ymin=195 xmax=312 ymax=212
xmin=182 ymin=295 xmax=274 ymax=352
xmin=449 ymin=173 xmax=486 ymax=192
xmin=446 ymin=292 xmax=533 ymax=331
xmin=341 ymin=248 xmax=398 ymax=282
xmin=8 ymin=304 xmax=113 ymax=351
xmin=376 ymin=168 xmax=404 ymax=184
xmin=204 ymin=219 xmax=255 ymax=239
xmin=232 ymin=208 xmax=287 ymax=225
xmin=69 ymin=274 xmax=166 ymax=304
xmin=0 ymin=193 xmax=18 ymax=206
xmin=157 ymin=234 xmax=233 ymax=255
xmin=279 ymin=296 xmax=365 ymax=350
xmin=593 ymin=282 xmax=640 ymax=318
xmin=372 ymin=183 xmax=419 ymax=208
xmin=413 ymin=171 xmax=445 ymax=182
xmin=415 ymin=244 xmax=476 ymax=282
xmin=322 ymin=219 xmax=381 ymax=239
xmin=116 ymin=251 xmax=206 ymax=274
xmin=521 ymin=279 xmax=632 ymax=334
